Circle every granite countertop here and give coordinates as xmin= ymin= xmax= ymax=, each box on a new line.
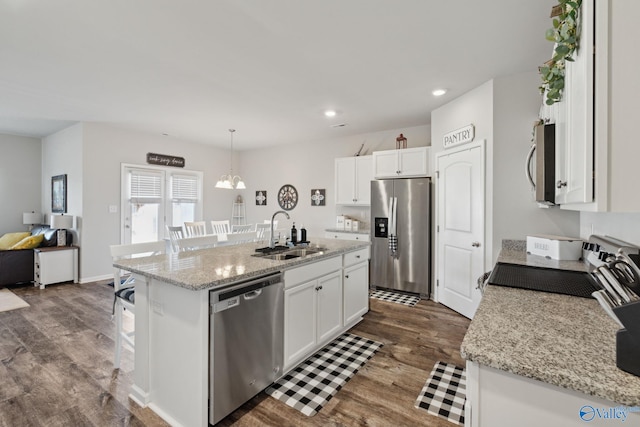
xmin=113 ymin=237 xmax=369 ymax=292
xmin=461 ymin=240 xmax=640 ymax=406
xmin=498 ymin=239 xmax=591 ymax=272
xmin=325 ymin=228 xmax=370 ymax=235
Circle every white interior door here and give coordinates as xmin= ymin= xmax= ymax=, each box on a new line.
xmin=436 ymin=141 xmax=485 ymax=319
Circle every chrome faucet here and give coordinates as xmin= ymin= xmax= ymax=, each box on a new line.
xmin=270 ymin=210 xmax=290 ymax=248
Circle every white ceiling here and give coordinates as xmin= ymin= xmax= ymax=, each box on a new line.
xmin=0 ymin=0 xmax=555 ymax=150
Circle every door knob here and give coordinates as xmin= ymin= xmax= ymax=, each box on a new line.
xmin=472 ymin=241 xmax=481 ymax=247
xmin=556 ymin=180 xmax=567 ymax=189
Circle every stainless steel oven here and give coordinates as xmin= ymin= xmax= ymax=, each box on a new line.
xmin=209 ymin=272 xmax=284 ymax=425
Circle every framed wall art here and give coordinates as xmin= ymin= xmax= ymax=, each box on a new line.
xmin=311 ymin=189 xmax=326 ymax=206
xmin=255 ymin=190 xmax=267 ymax=206
xmin=51 ymin=174 xmax=67 ymax=213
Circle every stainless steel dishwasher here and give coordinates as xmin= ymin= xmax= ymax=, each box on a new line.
xmin=209 ymin=272 xmax=284 ymax=425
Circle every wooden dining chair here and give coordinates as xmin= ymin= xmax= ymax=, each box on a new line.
xmin=255 ymin=223 xmax=271 ymax=243
xmin=231 ymin=223 xmax=254 ymax=233
xmin=110 ymin=240 xmax=166 ymax=369
xmin=166 ymin=225 xmax=185 ymax=252
xmin=184 ymin=221 xmax=207 ymax=237
xmin=176 ymin=234 xmax=219 ymax=251
xmin=211 ymin=220 xmax=231 ymax=235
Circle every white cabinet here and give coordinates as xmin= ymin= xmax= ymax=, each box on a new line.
xmin=34 ymin=246 xmax=79 ymax=289
xmin=335 ymin=155 xmax=373 ymax=205
xmin=343 ymin=248 xmax=369 ymax=326
xmin=373 ymin=146 xmax=431 ymax=178
xmin=557 ymin=0 xmax=640 ymax=212
xmin=316 ymin=272 xmax=343 ymax=344
xmin=324 ymin=231 xmax=370 ymax=242
xmin=283 ymin=280 xmax=317 ymax=367
xmin=554 ymin=0 xmax=594 ymax=206
xmin=284 ymin=271 xmax=342 ymax=370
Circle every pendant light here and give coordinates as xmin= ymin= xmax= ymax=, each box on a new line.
xmin=215 ymin=129 xmax=246 ymax=189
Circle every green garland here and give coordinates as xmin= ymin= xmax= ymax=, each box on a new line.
xmin=539 ymin=0 xmax=583 ymax=105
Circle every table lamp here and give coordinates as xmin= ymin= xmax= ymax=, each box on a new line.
xmin=23 ymin=211 xmax=42 ymax=231
xmin=50 ymin=214 xmax=74 ymax=246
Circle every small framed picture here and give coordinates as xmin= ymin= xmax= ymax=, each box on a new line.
xmin=256 ymin=190 xmax=267 ymax=206
xmin=52 ymin=174 xmax=67 ymax=213
xmin=311 ymin=189 xmax=325 ymax=206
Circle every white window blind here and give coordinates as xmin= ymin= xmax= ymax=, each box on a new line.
xmin=171 ymin=174 xmax=199 ymax=202
xmin=129 ymin=170 xmax=162 ymax=204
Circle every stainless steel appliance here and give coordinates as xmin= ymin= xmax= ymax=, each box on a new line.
xmin=370 ymin=178 xmax=431 ymax=296
xmin=209 ymin=272 xmax=284 ymax=425
xmin=526 ymin=123 xmax=556 ymax=206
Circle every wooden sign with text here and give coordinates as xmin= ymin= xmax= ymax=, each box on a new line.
xmin=443 ymin=124 xmax=475 ymax=149
xmin=146 ymin=153 xmax=185 ymax=168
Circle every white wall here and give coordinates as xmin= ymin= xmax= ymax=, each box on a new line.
xmin=492 ymin=72 xmax=580 ymax=259
xmin=580 ymin=212 xmax=640 ymax=247
xmin=42 ymin=123 xmax=83 ymax=243
xmin=239 ymin=125 xmax=431 ymax=238
xmin=0 ymin=133 xmax=42 ymax=234
xmin=431 ymin=72 xmax=580 ymax=266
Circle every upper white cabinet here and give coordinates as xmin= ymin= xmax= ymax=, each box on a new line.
xmin=335 ymin=155 xmax=373 ymax=205
xmin=373 ymin=146 xmax=431 ymax=178
xmin=557 ymin=0 xmax=640 ymax=212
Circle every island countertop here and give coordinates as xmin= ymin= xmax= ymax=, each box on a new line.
xmin=461 ymin=240 xmax=640 ymax=407
xmin=113 ymin=237 xmax=369 ymax=291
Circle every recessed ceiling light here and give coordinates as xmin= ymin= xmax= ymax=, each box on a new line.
xmin=324 ymin=110 xmax=337 ymax=117
xmin=432 ymin=89 xmax=447 ymax=97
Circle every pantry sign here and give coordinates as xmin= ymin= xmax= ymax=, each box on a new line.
xmin=443 ymin=124 xmax=475 ymax=149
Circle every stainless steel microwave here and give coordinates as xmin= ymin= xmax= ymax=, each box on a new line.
xmin=526 ymin=123 xmax=556 ymax=206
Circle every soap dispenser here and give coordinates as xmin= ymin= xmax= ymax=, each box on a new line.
xmin=291 ymin=222 xmax=297 ymax=244
xmin=300 ymin=224 xmax=307 ymax=243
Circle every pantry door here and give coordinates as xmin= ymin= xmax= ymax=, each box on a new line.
xmin=435 ymin=141 xmax=485 ymax=319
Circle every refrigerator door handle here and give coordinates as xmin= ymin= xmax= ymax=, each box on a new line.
xmin=388 ymin=197 xmax=395 ymax=233
xmin=393 ymin=197 xmax=398 ymax=236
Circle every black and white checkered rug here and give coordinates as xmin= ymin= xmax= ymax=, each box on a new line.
xmin=266 ymin=333 xmax=383 ymax=416
xmin=415 ymin=361 xmax=466 ymax=426
xmin=370 ymin=289 xmax=420 ymax=307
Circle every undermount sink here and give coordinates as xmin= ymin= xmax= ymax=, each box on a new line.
xmin=252 ymin=246 xmax=327 ymax=261
xmin=262 ymin=253 xmax=301 ymax=261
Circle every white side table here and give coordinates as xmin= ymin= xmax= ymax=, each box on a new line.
xmin=34 ymin=246 xmax=79 ymax=289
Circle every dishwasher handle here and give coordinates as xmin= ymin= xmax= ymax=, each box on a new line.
xmin=216 ymin=272 xmax=282 ymax=302
xmin=243 ymin=289 xmax=262 ymax=300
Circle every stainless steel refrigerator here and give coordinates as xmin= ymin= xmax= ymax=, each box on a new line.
xmin=370 ymin=178 xmax=431 ymax=296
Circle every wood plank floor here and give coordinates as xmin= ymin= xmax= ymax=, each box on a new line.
xmin=1 ymin=282 xmax=469 ymax=427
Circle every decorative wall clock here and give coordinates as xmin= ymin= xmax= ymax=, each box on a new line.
xmin=277 ymin=184 xmax=298 ymax=210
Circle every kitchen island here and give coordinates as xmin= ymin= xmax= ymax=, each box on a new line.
xmin=461 ymin=241 xmax=640 ymax=426
xmin=113 ymin=238 xmax=370 ymax=427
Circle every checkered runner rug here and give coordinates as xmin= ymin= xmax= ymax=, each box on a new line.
xmin=369 ymin=289 xmax=420 ymax=306
xmin=415 ymin=361 xmax=466 ymax=426
xmin=266 ymin=333 xmax=383 ymax=416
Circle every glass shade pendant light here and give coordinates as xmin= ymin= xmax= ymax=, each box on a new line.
xmin=215 ymin=129 xmax=246 ymax=189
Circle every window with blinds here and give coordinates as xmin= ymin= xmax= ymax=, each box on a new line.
xmin=171 ymin=174 xmax=199 ymax=202
xmin=129 ymin=170 xmax=163 ymax=204
xmin=122 ymin=165 xmax=203 ymax=244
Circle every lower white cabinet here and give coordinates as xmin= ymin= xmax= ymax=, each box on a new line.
xmin=283 ymin=248 xmax=370 ymax=372
xmin=34 ymin=246 xmax=79 ymax=289
xmin=284 ymin=271 xmax=342 ymax=370
xmin=343 ymin=261 xmax=369 ymax=326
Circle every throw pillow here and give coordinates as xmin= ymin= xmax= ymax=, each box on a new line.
xmin=10 ymin=233 xmax=44 ymax=250
xmin=0 ymin=232 xmax=31 ymax=250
